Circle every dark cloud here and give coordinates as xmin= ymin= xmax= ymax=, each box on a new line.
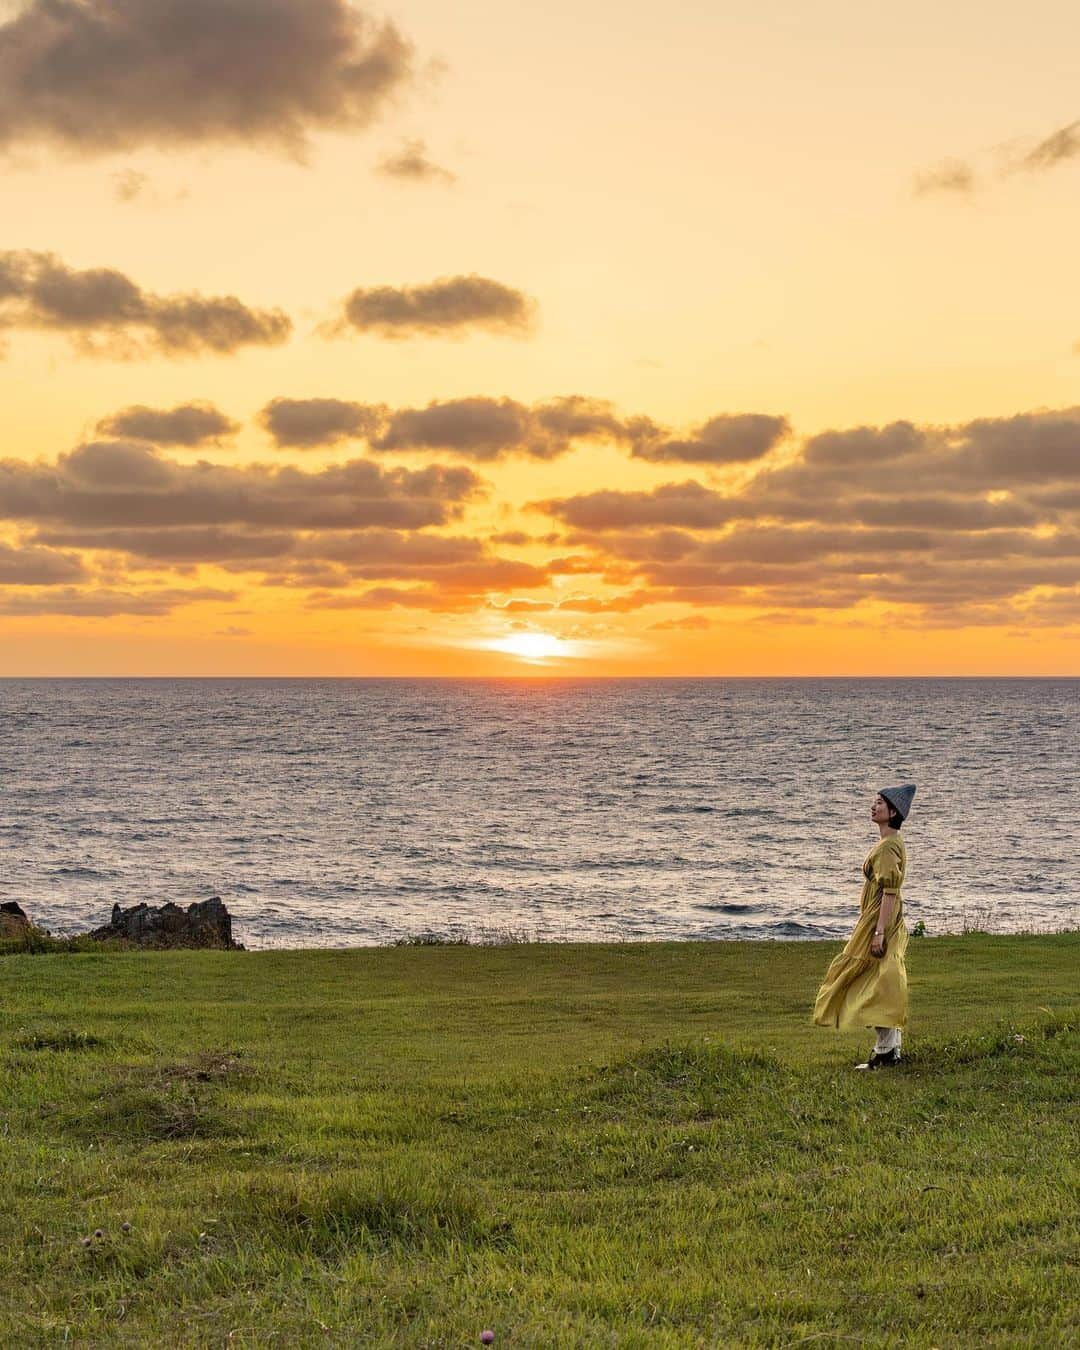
xmin=35 ymin=526 xmax=297 ymax=564
xmin=0 ymin=250 xmax=291 ymax=357
xmin=0 ymin=585 xmax=233 ymax=617
xmin=533 ymin=397 xmax=660 ymax=451
xmin=753 ymin=409 xmax=1080 ymax=504
xmin=330 ymin=275 xmax=536 ymax=339
xmin=357 ymin=559 xmax=549 ymax=590
xmin=260 ymin=398 xmax=384 ymax=449
xmin=801 ymin=421 xmax=923 ymax=468
xmin=290 ymin=531 xmax=485 ymax=569
xmin=841 ymin=495 xmax=1040 ymax=530
xmin=531 ymin=404 xmax=1080 ymax=625
xmin=632 ymin=413 xmax=790 ymax=465
xmin=1019 ymin=118 xmax=1080 ymax=173
xmin=96 ymin=402 xmax=239 ymax=446
xmin=372 ymin=394 xmax=654 ymax=460
xmin=0 ymin=539 xmax=86 ymax=585
xmin=374 ymin=397 xmax=535 ymax=458
xmin=251 ymin=393 xmax=756 ymax=463
xmin=252 ymin=535 xmax=526 ymax=589
xmin=0 ymin=441 xmax=483 ymax=531
xmin=534 ymin=481 xmax=742 ymax=530
xmin=376 ymin=138 xmax=456 ymax=185
xmin=0 ymin=0 xmax=414 ymax=158
xmin=913 ymin=159 xmax=977 ymax=196
xmin=917 ymin=117 xmax=1080 ymax=197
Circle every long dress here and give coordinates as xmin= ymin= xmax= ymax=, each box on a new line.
xmin=813 ymin=834 xmax=908 ymax=1030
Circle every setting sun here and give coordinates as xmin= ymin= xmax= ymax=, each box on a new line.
xmin=487 ymin=632 xmax=571 ymax=663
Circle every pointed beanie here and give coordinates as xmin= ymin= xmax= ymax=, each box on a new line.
xmin=879 ymin=784 xmax=916 ymax=820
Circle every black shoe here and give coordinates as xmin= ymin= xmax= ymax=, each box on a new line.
xmin=854 ymin=1048 xmax=901 ymax=1071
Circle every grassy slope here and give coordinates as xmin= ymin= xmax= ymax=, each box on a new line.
xmin=1 ymin=935 xmax=1077 ymax=1348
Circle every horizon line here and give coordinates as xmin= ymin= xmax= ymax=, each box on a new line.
xmin=1 ymin=674 xmax=1077 ymax=682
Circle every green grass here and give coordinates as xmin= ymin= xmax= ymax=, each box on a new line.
xmin=1 ymin=935 xmax=1076 ymax=1347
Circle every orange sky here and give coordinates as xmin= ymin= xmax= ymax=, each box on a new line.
xmin=0 ymin=0 xmax=1077 ymax=675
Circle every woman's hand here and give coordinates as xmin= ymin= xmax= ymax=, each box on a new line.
xmin=872 ymin=889 xmax=898 ymax=958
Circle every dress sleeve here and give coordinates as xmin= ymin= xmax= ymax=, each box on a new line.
xmin=875 ymin=840 xmax=904 ymax=892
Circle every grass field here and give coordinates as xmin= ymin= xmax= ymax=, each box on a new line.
xmin=1 ymin=934 xmax=1077 ymax=1347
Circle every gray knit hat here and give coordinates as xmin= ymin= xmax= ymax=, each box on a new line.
xmin=879 ymin=784 xmax=916 ymax=820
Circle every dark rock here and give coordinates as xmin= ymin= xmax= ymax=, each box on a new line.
xmin=0 ymin=901 xmax=32 ymax=938
xmin=88 ymin=897 xmax=242 ymax=950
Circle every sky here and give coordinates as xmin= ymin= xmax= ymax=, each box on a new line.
xmin=0 ymin=0 xmax=1078 ymax=675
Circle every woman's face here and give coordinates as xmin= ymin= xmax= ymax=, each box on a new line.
xmin=871 ymin=794 xmax=894 ymax=826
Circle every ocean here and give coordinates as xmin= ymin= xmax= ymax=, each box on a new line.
xmin=1 ymin=678 xmax=1076 ymax=949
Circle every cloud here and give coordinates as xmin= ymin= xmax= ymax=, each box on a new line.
xmin=1018 ymin=118 xmax=1080 ymax=173
xmin=35 ymin=525 xmax=298 ymax=564
xmin=254 ymin=393 xmax=776 ymax=464
xmin=555 ymin=591 xmax=656 ymax=613
xmin=648 ymin=614 xmax=711 ymax=631
xmin=288 ymin=531 xmax=486 ymax=569
xmin=112 ymin=169 xmax=149 ymax=202
xmin=0 ymin=585 xmax=234 ymax=616
xmin=109 ymin=169 xmax=190 ymax=205
xmin=488 ymin=598 xmax=555 ymax=613
xmin=916 ymin=117 xmax=1080 ymax=197
xmin=0 ymin=250 xmax=291 ymax=357
xmin=631 ymin=413 xmax=790 ymax=465
xmin=913 ymin=159 xmax=978 ymax=197
xmin=252 ymin=537 xmax=546 ymax=591
xmin=535 ymin=481 xmax=742 ymax=530
xmin=0 ymin=0 xmax=415 ymax=159
xmin=260 ymin=398 xmax=384 ymax=449
xmin=0 ymin=440 xmax=484 ymax=531
xmin=532 ymin=405 xmax=1080 ymax=625
xmin=286 ymin=393 xmax=654 ymax=460
xmin=374 ymin=397 xmax=539 ymax=459
xmin=0 ymin=539 xmax=86 ymax=585
xmin=328 ymin=275 xmax=536 ymax=339
xmin=755 ymin=409 xmax=1080 ymax=500
xmin=307 ymin=585 xmax=477 ymax=612
xmin=298 ymin=554 xmax=553 ymax=610
xmin=96 ymin=402 xmax=239 ymax=446
xmin=376 ymin=138 xmax=456 ymax=184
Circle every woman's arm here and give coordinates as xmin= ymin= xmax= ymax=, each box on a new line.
xmin=871 ymin=890 xmax=898 ymax=957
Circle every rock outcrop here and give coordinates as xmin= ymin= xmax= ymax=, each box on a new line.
xmin=0 ymin=902 xmax=32 ymax=939
xmin=88 ymin=897 xmax=242 ymax=950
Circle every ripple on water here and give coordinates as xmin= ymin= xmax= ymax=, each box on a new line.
xmin=1 ymin=677 xmax=1077 ymax=948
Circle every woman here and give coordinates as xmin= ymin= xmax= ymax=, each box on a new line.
xmin=813 ymin=784 xmax=916 ymax=1069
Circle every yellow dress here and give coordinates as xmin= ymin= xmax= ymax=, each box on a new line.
xmin=813 ymin=834 xmax=908 ymax=1030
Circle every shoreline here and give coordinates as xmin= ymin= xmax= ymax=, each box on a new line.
xmin=5 ymin=928 xmax=1077 ymax=957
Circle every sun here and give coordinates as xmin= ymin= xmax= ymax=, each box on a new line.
xmin=488 ymin=632 xmax=570 ymax=663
